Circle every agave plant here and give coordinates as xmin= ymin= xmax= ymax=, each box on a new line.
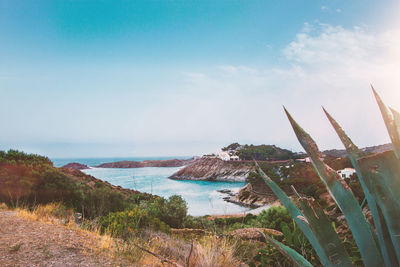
xmin=257 ymin=87 xmax=400 ymax=267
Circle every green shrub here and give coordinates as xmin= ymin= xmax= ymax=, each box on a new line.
xmin=249 ymin=242 xmax=292 ymax=267
xmin=256 ymin=206 xmax=292 ymax=231
xmin=183 ymin=215 xmax=215 ymax=230
xmin=80 ymin=186 xmax=128 ymax=219
xmin=144 ymin=195 xmax=187 ymax=228
xmin=100 ymin=207 xmax=170 ymax=238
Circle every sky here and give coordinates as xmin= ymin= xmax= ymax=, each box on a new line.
xmin=1 ymin=0 xmax=400 ymax=158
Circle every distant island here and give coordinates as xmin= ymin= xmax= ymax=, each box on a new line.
xmin=62 ymin=162 xmax=90 ymax=170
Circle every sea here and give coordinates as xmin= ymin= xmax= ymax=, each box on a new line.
xmin=51 ymin=157 xmax=250 ymax=216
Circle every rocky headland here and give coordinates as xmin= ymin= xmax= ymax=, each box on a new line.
xmin=62 ymin=162 xmax=89 ymax=170
xmin=96 ymin=158 xmax=194 ymax=168
xmin=169 ymin=158 xmax=254 ymax=182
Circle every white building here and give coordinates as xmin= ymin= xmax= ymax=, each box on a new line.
xmin=217 ymin=151 xmax=231 ymax=161
xmin=230 ymin=155 xmax=240 ymax=161
xmin=296 ymin=157 xmax=311 ymax=163
xmin=337 ymin=168 xmax=356 ymax=179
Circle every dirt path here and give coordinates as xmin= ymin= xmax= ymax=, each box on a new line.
xmin=0 ymin=211 xmax=132 ymax=267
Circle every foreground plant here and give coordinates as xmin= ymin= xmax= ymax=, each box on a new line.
xmin=257 ymin=87 xmax=400 ymax=266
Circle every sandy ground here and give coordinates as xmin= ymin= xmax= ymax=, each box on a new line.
xmin=0 ymin=211 xmax=132 ymax=267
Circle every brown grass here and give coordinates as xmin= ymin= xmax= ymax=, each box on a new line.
xmin=0 ymin=202 xmax=8 ymax=210
xmin=5 ymin=203 xmax=252 ymax=266
xmin=15 ymin=203 xmax=75 ymax=227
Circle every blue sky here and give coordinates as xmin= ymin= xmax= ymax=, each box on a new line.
xmin=1 ymin=1 xmax=400 ymax=157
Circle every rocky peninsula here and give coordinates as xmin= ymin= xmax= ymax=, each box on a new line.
xmin=62 ymin=162 xmax=89 ymax=170
xmin=96 ymin=158 xmax=194 ymax=168
xmin=169 ymin=158 xmax=254 ymax=182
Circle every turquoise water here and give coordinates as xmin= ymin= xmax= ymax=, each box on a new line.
xmin=82 ymin=167 xmax=249 ymax=216
xmin=51 ymin=157 xmax=249 ymax=216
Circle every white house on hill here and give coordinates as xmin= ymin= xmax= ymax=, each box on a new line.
xmin=296 ymin=157 xmax=311 ymax=163
xmin=337 ymin=168 xmax=356 ymax=179
xmin=230 ymin=155 xmax=240 ymax=161
xmin=217 ymin=151 xmax=231 ymax=161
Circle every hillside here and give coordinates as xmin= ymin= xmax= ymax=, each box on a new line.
xmin=222 ymin=143 xmax=300 ymax=161
xmin=169 ymin=158 xmax=254 ymax=182
xmin=323 ymin=143 xmax=393 ymax=158
xmin=0 ymin=150 xmax=156 ymax=219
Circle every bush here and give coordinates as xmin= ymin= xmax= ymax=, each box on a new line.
xmin=100 ymin=207 xmax=170 ymax=238
xmin=144 ymin=195 xmax=188 ymax=228
xmin=80 ymin=186 xmax=128 ymax=219
xmin=183 ymin=215 xmax=215 ymax=230
xmin=256 ymin=207 xmax=292 ymax=231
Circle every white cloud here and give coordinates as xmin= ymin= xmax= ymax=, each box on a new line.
xmin=134 ymin=23 xmax=400 ymax=153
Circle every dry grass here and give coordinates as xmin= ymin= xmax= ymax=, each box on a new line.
xmin=132 ymin=232 xmax=246 ymax=267
xmin=189 ymin=236 xmax=243 ymax=267
xmin=16 ymin=203 xmax=75 ymax=227
xmin=0 ymin=202 xmax=8 ymax=210
xmin=7 ymin=203 xmax=251 ymax=266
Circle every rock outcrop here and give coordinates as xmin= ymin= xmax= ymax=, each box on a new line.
xmin=96 ymin=158 xmax=193 ymax=168
xmin=169 ymin=158 xmax=253 ymax=182
xmin=62 ymin=162 xmax=89 ymax=170
xmin=225 ymin=183 xmax=278 ymax=207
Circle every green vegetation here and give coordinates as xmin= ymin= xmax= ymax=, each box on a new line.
xmin=141 ymin=195 xmax=188 ymax=228
xmin=0 ymin=146 xmax=370 ymax=266
xmin=0 ymin=150 xmax=185 ymax=227
xmin=254 ymin=89 xmax=400 ymax=267
xmin=100 ymin=207 xmax=170 ymax=238
xmin=222 ymin=143 xmax=300 ymax=161
xmin=0 ymin=150 xmax=82 ymax=208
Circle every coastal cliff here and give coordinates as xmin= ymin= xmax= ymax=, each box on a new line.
xmin=96 ymin=158 xmax=193 ymax=168
xmin=169 ymin=158 xmax=253 ymax=182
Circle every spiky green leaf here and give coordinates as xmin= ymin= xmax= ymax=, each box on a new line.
xmin=256 ymin=163 xmax=351 ymax=266
xmin=298 ymin=197 xmax=352 ymax=266
xmin=372 ymin=86 xmax=400 ymax=159
xmin=358 ymin=151 xmax=400 ymax=261
xmin=284 ymin=107 xmax=383 ymax=266
xmin=323 ymin=107 xmax=399 ymax=266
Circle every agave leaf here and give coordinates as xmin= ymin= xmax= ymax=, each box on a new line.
xmin=256 ymin=163 xmax=351 ymax=266
xmin=298 ymin=197 xmax=352 ymax=266
xmin=262 ymin=233 xmax=313 ymax=267
xmin=323 ymin=107 xmax=399 ymax=266
xmin=372 ymin=86 xmax=400 ymax=159
xmin=358 ymin=151 xmax=400 ymax=261
xmin=284 ymin=107 xmax=383 ymax=266
xmin=389 ymin=106 xmax=400 ymax=147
